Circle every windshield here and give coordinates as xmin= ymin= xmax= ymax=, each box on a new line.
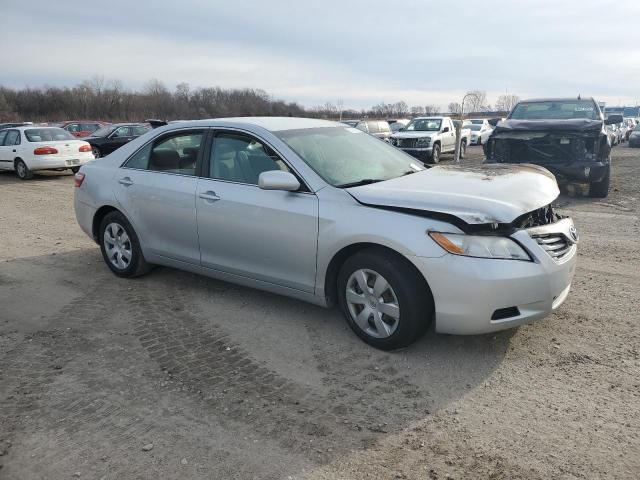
xmin=510 ymin=100 xmax=600 ymax=120
xmin=276 ymin=127 xmax=424 ymax=187
xmin=470 ymin=120 xmax=484 ymax=124
xmin=91 ymin=125 xmax=116 ymax=137
xmin=24 ymin=128 xmax=75 ymax=142
xmin=405 ymin=118 xmax=441 ymax=131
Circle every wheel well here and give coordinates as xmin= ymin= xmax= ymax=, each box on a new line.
xmin=92 ymin=206 xmax=119 ymax=241
xmin=323 ymin=243 xmax=432 ymax=307
xmin=13 ymin=157 xmax=22 ymax=168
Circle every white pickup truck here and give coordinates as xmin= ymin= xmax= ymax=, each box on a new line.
xmin=389 ymin=116 xmax=467 ymax=163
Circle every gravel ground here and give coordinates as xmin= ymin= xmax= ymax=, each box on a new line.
xmin=1 ymin=145 xmax=638 ymax=479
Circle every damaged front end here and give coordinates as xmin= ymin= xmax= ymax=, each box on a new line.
xmin=485 ymin=120 xmax=611 ymax=184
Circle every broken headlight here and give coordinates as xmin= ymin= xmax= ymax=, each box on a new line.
xmin=429 ymin=232 xmax=532 ymax=261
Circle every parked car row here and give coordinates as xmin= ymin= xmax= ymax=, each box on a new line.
xmin=0 ymin=120 xmax=152 ymax=179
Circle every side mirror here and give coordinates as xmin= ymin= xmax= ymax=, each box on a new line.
xmin=258 ymin=170 xmax=300 ymax=191
xmin=442 ymin=127 xmax=450 ymax=133
xmin=488 ymin=118 xmax=500 ymax=127
xmin=605 ymin=114 xmax=623 ymax=125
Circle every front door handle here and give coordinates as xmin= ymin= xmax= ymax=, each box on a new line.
xmin=199 ymin=191 xmax=220 ymax=202
xmin=118 ymin=177 xmax=134 ymax=187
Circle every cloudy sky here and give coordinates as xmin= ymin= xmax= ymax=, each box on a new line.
xmin=1 ymin=0 xmax=639 ymax=110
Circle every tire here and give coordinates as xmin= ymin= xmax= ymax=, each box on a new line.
xmin=92 ymin=146 xmax=101 ymax=158
xmin=429 ymin=143 xmax=441 ymax=164
xmin=477 ymin=136 xmax=482 ymax=146
xmin=589 ymin=163 xmax=610 ymax=198
xmin=15 ymin=159 xmax=33 ymax=180
xmin=70 ymin=166 xmax=80 ymax=174
xmin=337 ymin=247 xmax=434 ymax=350
xmin=459 ymin=140 xmax=467 ymax=159
xmin=99 ymin=211 xmax=152 ymax=278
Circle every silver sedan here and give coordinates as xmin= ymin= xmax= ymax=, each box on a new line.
xmin=74 ymin=117 xmax=577 ymax=349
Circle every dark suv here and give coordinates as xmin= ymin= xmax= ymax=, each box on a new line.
xmin=484 ymin=97 xmax=622 ymax=198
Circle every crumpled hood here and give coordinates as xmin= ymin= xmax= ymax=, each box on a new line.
xmin=494 ymin=118 xmax=603 ymax=133
xmin=390 ymin=131 xmax=438 ymax=139
xmin=347 ymin=164 xmax=559 ymax=226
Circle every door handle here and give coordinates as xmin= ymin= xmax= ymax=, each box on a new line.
xmin=199 ymin=191 xmax=220 ymax=202
xmin=118 ymin=177 xmax=134 ymax=187
xmin=12 ymin=149 xmax=16 ymax=152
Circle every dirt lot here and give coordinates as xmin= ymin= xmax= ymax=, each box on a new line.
xmin=1 ymin=145 xmax=639 ymax=480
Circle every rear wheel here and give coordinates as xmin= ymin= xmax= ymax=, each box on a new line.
xmin=589 ymin=163 xmax=611 ymax=198
xmin=337 ymin=248 xmax=433 ymax=350
xmin=92 ymin=146 xmax=101 ymax=158
xmin=429 ymin=143 xmax=440 ymax=164
xmin=15 ymin=159 xmax=33 ymax=180
xmin=99 ymin=211 xmax=152 ymax=278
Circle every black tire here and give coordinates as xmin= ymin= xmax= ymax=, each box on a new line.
xmin=70 ymin=166 xmax=80 ymax=174
xmin=589 ymin=163 xmax=611 ymax=198
xmin=99 ymin=211 xmax=152 ymax=278
xmin=92 ymin=146 xmax=101 ymax=158
xmin=429 ymin=143 xmax=441 ymax=164
xmin=15 ymin=159 xmax=33 ymax=180
xmin=337 ymin=247 xmax=434 ymax=350
xmin=459 ymin=140 xmax=467 ymax=159
xmin=477 ymin=136 xmax=482 ymax=146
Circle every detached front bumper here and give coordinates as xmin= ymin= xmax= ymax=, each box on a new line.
xmin=541 ymin=161 xmax=609 ymax=183
xmin=408 ymin=220 xmax=577 ymax=335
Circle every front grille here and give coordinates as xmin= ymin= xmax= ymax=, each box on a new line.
xmin=398 ymin=138 xmax=418 ymax=148
xmin=530 ymin=233 xmax=572 ymax=260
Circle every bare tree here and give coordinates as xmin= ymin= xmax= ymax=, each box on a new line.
xmin=495 ymin=94 xmax=520 ymax=112
xmin=448 ymin=102 xmax=462 ymax=115
xmin=465 ymin=90 xmax=488 ymax=113
xmin=424 ymin=104 xmax=439 ymax=116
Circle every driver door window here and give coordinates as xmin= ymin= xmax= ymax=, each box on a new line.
xmin=209 ymin=132 xmax=291 ymax=185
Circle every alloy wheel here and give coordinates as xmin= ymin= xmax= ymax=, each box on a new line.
xmin=345 ymin=269 xmax=400 ymax=338
xmin=16 ymin=161 xmax=26 ymax=178
xmin=103 ymin=222 xmax=132 ymax=269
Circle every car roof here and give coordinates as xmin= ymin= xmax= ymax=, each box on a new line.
xmin=517 ymin=97 xmax=597 ymax=103
xmin=154 ymin=117 xmax=340 ymax=132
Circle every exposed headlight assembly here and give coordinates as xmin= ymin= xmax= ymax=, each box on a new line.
xmin=416 ymin=137 xmax=431 ymax=147
xmin=429 ymin=232 xmax=532 ymax=261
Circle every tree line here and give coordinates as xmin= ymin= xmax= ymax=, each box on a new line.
xmin=0 ymin=78 xmax=517 ymax=122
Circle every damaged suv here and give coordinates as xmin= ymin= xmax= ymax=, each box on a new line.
xmin=484 ymin=97 xmax=622 ymax=198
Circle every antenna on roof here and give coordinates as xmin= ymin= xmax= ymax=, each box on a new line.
xmin=577 ymin=94 xmax=581 ymax=100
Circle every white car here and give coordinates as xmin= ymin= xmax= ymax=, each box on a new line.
xmin=0 ymin=126 xmax=94 ymax=179
xmin=467 ymin=119 xmax=493 ymax=145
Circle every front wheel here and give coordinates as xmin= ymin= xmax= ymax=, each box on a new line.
xmin=15 ymin=159 xmax=33 ymax=180
xmin=99 ymin=211 xmax=152 ymax=278
xmin=92 ymin=146 xmax=102 ymax=158
xmin=70 ymin=166 xmax=80 ymax=174
xmin=337 ymin=248 xmax=434 ymax=350
xmin=589 ymin=164 xmax=610 ymax=198
xmin=429 ymin=143 xmax=440 ymax=164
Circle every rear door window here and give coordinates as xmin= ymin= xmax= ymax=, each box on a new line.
xmin=125 ymin=130 xmax=203 ymax=176
xmin=4 ymin=130 xmax=19 ymax=146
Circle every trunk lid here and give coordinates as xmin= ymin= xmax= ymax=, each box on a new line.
xmin=347 ymin=164 xmax=559 ymax=226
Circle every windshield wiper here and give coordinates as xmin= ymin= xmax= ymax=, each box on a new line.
xmin=336 ymin=179 xmax=385 ymax=188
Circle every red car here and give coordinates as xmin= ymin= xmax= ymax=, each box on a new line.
xmin=59 ymin=120 xmax=110 ymax=138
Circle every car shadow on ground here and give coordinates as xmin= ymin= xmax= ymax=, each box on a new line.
xmin=0 ymin=169 xmax=74 ymax=184
xmin=1 ymin=247 xmax=515 ymax=477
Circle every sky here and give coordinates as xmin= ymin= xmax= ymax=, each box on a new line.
xmin=1 ymin=0 xmax=639 ymax=110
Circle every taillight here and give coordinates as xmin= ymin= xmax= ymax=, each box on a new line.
xmin=74 ymin=172 xmax=85 ymax=187
xmin=34 ymin=146 xmax=58 ymax=155
xmin=79 ymin=144 xmax=92 ymax=152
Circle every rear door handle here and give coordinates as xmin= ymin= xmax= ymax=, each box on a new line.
xmin=199 ymin=191 xmax=220 ymax=202
xmin=118 ymin=177 xmax=134 ymax=187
